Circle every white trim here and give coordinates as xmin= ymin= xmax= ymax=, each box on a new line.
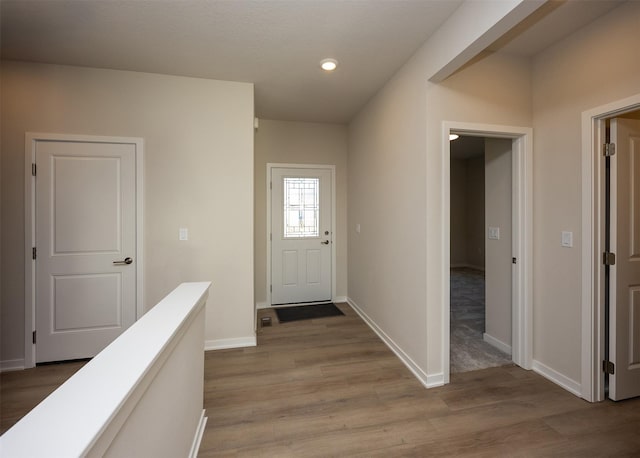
xmin=441 ymin=122 xmax=533 ymax=386
xmin=266 ymin=163 xmax=337 ymax=306
xmin=483 ymin=333 xmax=512 ymax=356
xmin=333 ymin=296 xmax=348 ymax=304
xmin=255 ymin=301 xmax=269 ymax=310
xmin=0 ymin=359 xmax=25 ymax=373
xmin=580 ymin=93 xmax=640 ymax=402
xmin=24 ymin=132 xmax=144 ymax=369
xmin=532 ymin=359 xmax=582 ymax=398
xmin=347 ymin=297 xmax=444 ymax=389
xmin=188 ymin=410 xmax=208 ymax=458
xmin=204 ymin=336 xmax=257 ymax=351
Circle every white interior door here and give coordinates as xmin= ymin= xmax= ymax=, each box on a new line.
xmin=609 ymin=118 xmax=640 ymax=400
xmin=35 ymin=140 xmax=137 ymax=363
xmin=271 ymin=167 xmax=332 ymax=305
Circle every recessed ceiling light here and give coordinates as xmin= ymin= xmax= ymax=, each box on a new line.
xmin=449 ymin=134 xmax=460 ymax=141
xmin=320 ymin=58 xmax=338 ymax=72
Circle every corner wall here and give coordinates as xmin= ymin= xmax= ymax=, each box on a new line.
xmin=0 ymin=61 xmax=255 ymax=364
xmin=348 ymin=43 xmax=531 ymax=382
xmin=254 ymin=119 xmax=348 ymax=307
xmin=531 ymin=0 xmax=640 ymax=384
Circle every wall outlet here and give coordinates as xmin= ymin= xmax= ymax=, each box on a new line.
xmin=355 ymin=224 xmax=361 ymax=233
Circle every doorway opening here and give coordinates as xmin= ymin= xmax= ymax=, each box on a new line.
xmin=581 ymin=96 xmax=640 ymax=402
xmin=442 ymin=122 xmax=533 ymax=384
xmin=449 ymin=135 xmax=514 ymax=373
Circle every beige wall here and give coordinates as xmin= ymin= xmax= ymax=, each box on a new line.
xmin=466 ymin=156 xmax=485 ymax=269
xmin=450 ymin=159 xmax=467 ymax=266
xmin=450 ymin=156 xmax=484 ymax=269
xmin=254 ymin=119 xmax=348 ymax=306
xmin=349 ymin=45 xmax=531 ymax=379
xmin=0 ymin=61 xmax=255 ymax=363
xmin=531 ymin=0 xmax=640 ymax=383
xmin=484 ymin=138 xmax=512 ymax=349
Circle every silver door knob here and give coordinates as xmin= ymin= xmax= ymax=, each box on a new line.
xmin=113 ymin=257 xmax=133 ymax=265
xmin=321 ymin=240 xmax=329 ymax=245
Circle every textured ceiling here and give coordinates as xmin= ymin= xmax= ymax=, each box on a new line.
xmin=1 ymin=1 xmax=627 ymax=123
xmin=0 ymin=0 xmax=463 ymax=123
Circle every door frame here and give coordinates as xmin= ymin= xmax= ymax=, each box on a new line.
xmin=441 ymin=121 xmax=533 ymax=383
xmin=581 ymin=94 xmax=640 ymax=402
xmin=266 ymin=163 xmax=336 ymax=307
xmin=24 ymin=132 xmax=144 ymax=369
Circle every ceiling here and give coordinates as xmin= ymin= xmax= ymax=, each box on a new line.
xmin=0 ymin=1 xmax=627 ymax=124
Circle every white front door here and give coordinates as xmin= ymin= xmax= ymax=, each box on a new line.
xmin=35 ymin=140 xmax=137 ymax=363
xmin=609 ymin=118 xmax=640 ymax=400
xmin=271 ymin=167 xmax=332 ymax=305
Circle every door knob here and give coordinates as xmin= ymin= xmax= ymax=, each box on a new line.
xmin=113 ymin=257 xmax=133 ymax=265
xmin=321 ymin=240 xmax=329 ymax=245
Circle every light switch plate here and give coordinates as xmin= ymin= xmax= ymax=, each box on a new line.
xmin=561 ymin=231 xmax=573 ymax=247
xmin=179 ymin=227 xmax=188 ymax=241
xmin=356 ymin=224 xmax=361 ymax=233
xmin=488 ymin=226 xmax=500 ymax=240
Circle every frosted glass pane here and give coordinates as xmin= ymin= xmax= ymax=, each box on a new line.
xmin=284 ymin=177 xmax=319 ymax=238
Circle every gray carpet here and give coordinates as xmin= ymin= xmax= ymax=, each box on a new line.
xmin=450 ymin=267 xmax=512 ymax=373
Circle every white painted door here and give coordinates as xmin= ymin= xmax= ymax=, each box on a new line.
xmin=271 ymin=167 xmax=332 ymax=305
xmin=609 ymin=118 xmax=640 ymax=400
xmin=35 ymin=140 xmax=137 ymax=363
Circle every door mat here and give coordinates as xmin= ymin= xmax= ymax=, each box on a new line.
xmin=275 ymin=303 xmax=344 ymax=323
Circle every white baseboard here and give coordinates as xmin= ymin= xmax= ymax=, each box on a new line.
xmin=0 ymin=359 xmax=25 ymax=373
xmin=483 ymin=333 xmax=512 ymax=355
xmin=189 ymin=409 xmax=208 ymax=458
xmin=204 ymin=336 xmax=256 ymax=351
xmin=532 ymin=359 xmax=581 ymax=398
xmin=256 ymin=302 xmax=269 ymax=310
xmin=346 ymin=297 xmax=443 ymax=389
xmin=333 ymin=296 xmax=347 ymax=303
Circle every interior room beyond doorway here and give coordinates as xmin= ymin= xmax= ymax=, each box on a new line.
xmin=450 ymin=135 xmax=513 ymax=373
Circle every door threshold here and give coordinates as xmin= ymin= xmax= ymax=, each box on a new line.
xmin=271 ymin=301 xmax=333 ymax=308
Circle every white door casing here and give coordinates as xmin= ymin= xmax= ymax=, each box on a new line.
xmin=25 ymin=133 xmax=144 ymax=367
xmin=442 ymin=122 xmax=533 ymax=385
xmin=270 ymin=167 xmax=332 ymax=305
xmin=609 ymin=118 xmax=640 ymax=401
xmin=581 ymin=95 xmax=640 ymax=403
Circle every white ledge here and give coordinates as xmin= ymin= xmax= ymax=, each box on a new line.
xmin=0 ymin=281 xmax=211 ymax=457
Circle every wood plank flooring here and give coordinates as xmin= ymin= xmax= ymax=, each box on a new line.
xmin=2 ymin=302 xmax=639 ymax=456
xmin=201 ymin=304 xmax=640 ymax=456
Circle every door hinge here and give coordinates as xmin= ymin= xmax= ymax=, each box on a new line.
xmin=603 ymin=251 xmax=616 ymax=266
xmin=32 ymin=330 xmax=36 ymax=344
xmin=603 ymin=143 xmax=616 ymax=157
xmin=32 ymin=163 xmax=37 ymax=176
xmin=270 ymin=181 xmax=272 ymax=190
xmin=270 ymin=285 xmax=272 ymax=292
xmin=32 ymin=247 xmax=37 ymax=260
xmin=270 ymin=233 xmax=272 ymax=241
xmin=603 ymin=360 xmax=615 ymax=375
xmin=512 ymin=257 xmax=517 ymax=264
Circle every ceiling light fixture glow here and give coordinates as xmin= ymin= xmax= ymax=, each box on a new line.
xmin=449 ymin=134 xmax=460 ymax=141
xmin=320 ymin=58 xmax=338 ymax=71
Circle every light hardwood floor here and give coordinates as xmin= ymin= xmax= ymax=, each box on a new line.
xmin=2 ymin=302 xmax=639 ymax=456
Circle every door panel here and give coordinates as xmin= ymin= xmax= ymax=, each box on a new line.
xmin=609 ymin=118 xmax=640 ymax=400
xmin=271 ymin=167 xmax=332 ymax=305
xmin=36 ymin=140 xmax=137 ymax=363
